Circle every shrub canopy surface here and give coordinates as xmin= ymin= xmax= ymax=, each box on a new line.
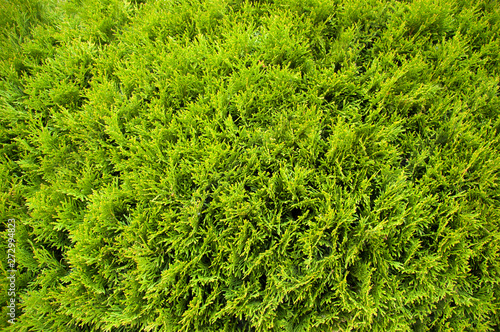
xmin=1 ymin=0 xmax=499 ymax=331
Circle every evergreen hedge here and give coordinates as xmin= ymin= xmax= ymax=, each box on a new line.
xmin=1 ymin=0 xmax=500 ymax=330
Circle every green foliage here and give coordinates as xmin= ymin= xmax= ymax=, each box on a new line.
xmin=1 ymin=0 xmax=499 ymax=331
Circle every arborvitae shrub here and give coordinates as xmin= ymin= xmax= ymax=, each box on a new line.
xmin=1 ymin=0 xmax=499 ymax=331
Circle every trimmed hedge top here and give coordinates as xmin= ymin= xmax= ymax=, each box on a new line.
xmin=1 ymin=0 xmax=500 ymax=331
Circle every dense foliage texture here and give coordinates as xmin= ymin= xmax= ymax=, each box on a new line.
xmin=1 ymin=0 xmax=500 ymax=330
